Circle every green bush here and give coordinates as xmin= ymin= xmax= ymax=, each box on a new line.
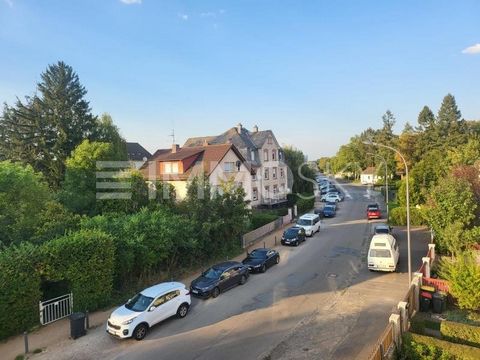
xmin=401 ymin=333 xmax=480 ymax=360
xmin=40 ymin=229 xmax=115 ymax=312
xmin=440 ymin=321 xmax=480 ymax=348
xmin=439 ymin=252 xmax=480 ymax=310
xmin=297 ymin=194 xmax=315 ymax=214
xmin=0 ymin=243 xmax=41 ymax=340
xmin=249 ymin=212 xmax=279 ymax=230
xmin=389 ymin=206 xmax=426 ymax=226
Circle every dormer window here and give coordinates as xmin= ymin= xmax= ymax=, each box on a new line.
xmin=164 ymin=162 xmax=179 ymax=174
xmin=272 ymin=150 xmax=276 ymax=161
xmin=267 ymin=137 xmax=273 ymax=145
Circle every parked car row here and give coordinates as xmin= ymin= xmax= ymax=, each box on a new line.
xmin=107 ymin=249 xmax=281 ymax=341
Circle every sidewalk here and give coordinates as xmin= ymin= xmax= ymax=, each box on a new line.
xmin=1 ymin=222 xmax=293 ymax=360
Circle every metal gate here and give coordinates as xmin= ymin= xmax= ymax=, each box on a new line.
xmin=39 ymin=293 xmax=73 ymax=325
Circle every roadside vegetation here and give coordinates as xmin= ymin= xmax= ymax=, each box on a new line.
xmin=320 ymin=95 xmax=480 ymax=357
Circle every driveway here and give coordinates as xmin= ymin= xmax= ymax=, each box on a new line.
xmin=31 ymin=182 xmax=429 ymax=360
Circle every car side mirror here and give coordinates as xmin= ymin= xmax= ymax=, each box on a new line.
xmin=149 ymin=306 xmax=156 ymax=312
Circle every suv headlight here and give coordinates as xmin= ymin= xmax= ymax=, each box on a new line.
xmin=122 ymin=317 xmax=137 ymax=325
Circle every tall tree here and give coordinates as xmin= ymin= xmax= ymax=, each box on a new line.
xmin=92 ymin=113 xmax=127 ymax=160
xmin=437 ymin=93 xmax=467 ymax=147
xmin=0 ymin=62 xmax=97 ymax=187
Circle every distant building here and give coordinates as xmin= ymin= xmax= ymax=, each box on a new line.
xmin=360 ymin=167 xmax=380 ymax=185
xmin=184 ymin=123 xmax=290 ymax=207
xmin=141 ymin=143 xmax=255 ymax=203
xmin=126 ymin=142 xmax=152 ymax=169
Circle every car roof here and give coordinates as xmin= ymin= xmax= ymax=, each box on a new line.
xmin=251 ymin=248 xmax=270 ymax=253
xmin=300 ymin=213 xmax=318 ymax=219
xmin=140 ymin=282 xmax=185 ymax=297
xmin=212 ymin=261 xmax=240 ymax=270
xmin=371 ymin=234 xmax=395 ymax=244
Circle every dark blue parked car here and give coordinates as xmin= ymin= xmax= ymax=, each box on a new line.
xmin=323 ymin=204 xmax=336 ymax=218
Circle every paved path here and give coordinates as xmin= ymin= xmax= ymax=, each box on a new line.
xmin=2 ymin=181 xmax=430 ymax=360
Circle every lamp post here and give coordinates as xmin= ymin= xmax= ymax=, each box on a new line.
xmin=367 ymin=152 xmax=389 ymax=221
xmin=363 ymin=141 xmax=411 ymax=283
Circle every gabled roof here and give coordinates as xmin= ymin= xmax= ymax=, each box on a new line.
xmin=362 ymin=166 xmax=377 ymax=175
xmin=183 ymin=136 xmax=216 ymax=147
xmin=126 ymin=142 xmax=152 ymax=161
xmin=250 ymin=130 xmax=278 ymax=148
xmin=143 ymin=144 xmax=248 ymax=180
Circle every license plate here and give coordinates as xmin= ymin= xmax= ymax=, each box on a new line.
xmin=107 ymin=329 xmax=117 ymax=336
xmin=192 ymin=289 xmax=198 ymax=294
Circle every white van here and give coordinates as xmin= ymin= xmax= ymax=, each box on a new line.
xmin=296 ymin=213 xmax=321 ymax=237
xmin=367 ymin=234 xmax=399 ymax=272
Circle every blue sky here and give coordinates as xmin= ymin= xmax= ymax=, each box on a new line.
xmin=1 ymin=0 xmax=479 ymax=158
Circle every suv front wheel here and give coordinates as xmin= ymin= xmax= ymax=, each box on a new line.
xmin=133 ymin=323 xmax=148 ymax=341
xmin=177 ymin=303 xmax=189 ymax=318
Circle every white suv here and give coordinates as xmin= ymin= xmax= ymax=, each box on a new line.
xmin=106 ymin=282 xmax=191 ymax=340
xmin=322 ymin=193 xmax=342 ymax=202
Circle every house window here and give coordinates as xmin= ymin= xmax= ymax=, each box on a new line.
xmin=267 ymin=137 xmax=273 ymax=144
xmin=272 ymin=167 xmax=277 ymax=179
xmin=280 ymin=168 xmax=284 ymax=178
xmin=252 ymin=188 xmax=258 ymax=201
xmin=273 ymin=185 xmax=278 ymax=194
xmin=280 ymin=184 xmax=285 ymax=193
xmin=264 ymin=186 xmax=270 ymax=197
xmin=272 ymin=150 xmax=276 ymax=161
xmin=251 ymin=150 xmax=255 ymax=161
xmin=252 ymin=173 xmax=257 ymax=181
xmin=264 ymin=168 xmax=269 ymax=180
xmin=224 ymin=162 xmax=235 ymax=172
xmin=164 ymin=162 xmax=179 ymax=174
xmin=264 ymin=149 xmax=269 ymax=161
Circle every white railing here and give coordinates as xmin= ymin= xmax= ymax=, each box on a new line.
xmin=39 ymin=293 xmax=73 ymax=325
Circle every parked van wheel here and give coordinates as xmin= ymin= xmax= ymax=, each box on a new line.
xmin=212 ymin=287 xmax=220 ymax=298
xmin=260 ymin=264 xmax=266 ymax=273
xmin=133 ymin=324 xmax=148 ymax=341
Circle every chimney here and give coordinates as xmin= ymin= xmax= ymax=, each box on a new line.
xmin=172 ymin=144 xmax=179 ymax=153
xmin=236 ymin=123 xmax=243 ymax=133
xmin=253 ymin=125 xmax=259 ymax=133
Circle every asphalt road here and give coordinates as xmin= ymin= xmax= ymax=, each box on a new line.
xmin=33 ymin=181 xmax=429 ymax=360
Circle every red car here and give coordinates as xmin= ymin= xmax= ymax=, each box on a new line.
xmin=367 ymin=204 xmax=381 ymax=220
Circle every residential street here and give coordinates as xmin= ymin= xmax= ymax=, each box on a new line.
xmin=26 ymin=181 xmax=429 ymax=360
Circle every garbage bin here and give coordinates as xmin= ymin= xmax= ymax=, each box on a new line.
xmin=420 ymin=291 xmax=432 ymax=312
xmin=70 ymin=312 xmax=86 ymax=339
xmin=420 ymin=285 xmax=435 ymax=296
xmin=432 ymin=292 xmax=447 ymax=314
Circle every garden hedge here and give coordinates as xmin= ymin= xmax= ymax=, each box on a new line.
xmin=296 ymin=195 xmax=315 ymax=214
xmin=389 ymin=206 xmax=426 ymax=226
xmin=401 ymin=333 xmax=480 ymax=360
xmin=0 ymin=243 xmax=41 ymax=339
xmin=40 ymin=229 xmax=115 ymax=312
xmin=440 ymin=321 xmax=480 ymax=348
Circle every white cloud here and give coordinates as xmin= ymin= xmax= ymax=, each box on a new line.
xmin=462 ymin=43 xmax=480 ymax=55
xmin=178 ymin=13 xmax=189 ymax=21
xmin=120 ymin=0 xmax=142 ymax=5
xmin=4 ymin=0 xmax=13 ymax=8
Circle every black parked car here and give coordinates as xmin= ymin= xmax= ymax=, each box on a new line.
xmin=190 ymin=261 xmax=249 ymax=299
xmin=242 ymin=248 xmax=280 ymax=273
xmin=281 ymin=226 xmax=306 ymax=246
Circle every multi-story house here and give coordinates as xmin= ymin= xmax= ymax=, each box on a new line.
xmin=184 ymin=123 xmax=290 ymax=207
xmin=140 ymin=143 xmax=254 ymax=202
xmin=126 ymin=142 xmax=152 ymax=169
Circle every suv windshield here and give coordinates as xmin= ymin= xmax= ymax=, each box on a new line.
xmin=203 ymin=267 xmax=223 ymax=279
xmin=297 ymin=219 xmax=312 ymax=226
xmin=125 ymin=293 xmax=154 ymax=312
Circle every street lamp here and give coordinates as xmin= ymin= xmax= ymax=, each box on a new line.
xmin=366 ymin=152 xmax=389 ymax=221
xmin=363 ymin=141 xmax=411 ymax=283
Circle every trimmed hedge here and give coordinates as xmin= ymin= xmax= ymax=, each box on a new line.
xmin=389 ymin=206 xmax=426 ymax=226
xmin=0 ymin=243 xmax=41 ymax=339
xmin=40 ymin=229 xmax=115 ymax=312
xmin=440 ymin=321 xmax=480 ymax=348
xmin=297 ymin=195 xmax=315 ymax=214
xmin=401 ymin=333 xmax=480 ymax=360
xmin=249 ymin=212 xmax=278 ymax=230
